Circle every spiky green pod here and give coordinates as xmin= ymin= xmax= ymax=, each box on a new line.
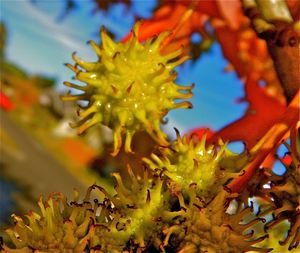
xmin=143 ymin=131 xmax=248 ymax=197
xmin=250 ymin=220 xmax=299 ymax=253
xmin=3 ymin=191 xmax=94 ymax=252
xmin=163 ymin=188 xmax=271 ymax=253
xmin=2 ymin=167 xmax=179 ymax=252
xmin=258 ymin=153 xmax=300 ymax=251
xmin=94 ymin=166 xmax=172 ymax=250
xmin=63 ymin=22 xmax=193 ymax=156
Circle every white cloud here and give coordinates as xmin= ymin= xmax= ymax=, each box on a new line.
xmin=20 ymin=2 xmax=87 ymax=52
xmin=3 ymin=1 xmax=88 ymax=53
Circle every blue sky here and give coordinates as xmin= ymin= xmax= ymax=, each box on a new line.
xmin=1 ymin=0 xmax=247 ymax=140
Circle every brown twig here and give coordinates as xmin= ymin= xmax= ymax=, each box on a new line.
xmin=243 ymin=0 xmax=300 ymax=102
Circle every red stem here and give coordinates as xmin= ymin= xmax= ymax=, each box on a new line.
xmin=229 ymin=90 xmax=300 ymax=193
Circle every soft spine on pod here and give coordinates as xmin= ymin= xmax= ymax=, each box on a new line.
xmin=162 ymin=188 xmax=271 ymax=253
xmin=2 ymin=166 xmax=185 ymax=252
xmin=2 ymin=144 xmax=275 ymax=252
xmin=63 ymin=22 xmax=193 ymax=156
xmin=143 ymin=129 xmax=249 ymax=198
xmin=253 ymin=152 xmax=300 ymax=251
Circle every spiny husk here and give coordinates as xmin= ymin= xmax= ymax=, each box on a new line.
xmin=250 ymin=219 xmax=299 ymax=253
xmin=63 ymin=22 xmax=193 ymax=156
xmin=2 ymin=167 xmax=180 ymax=252
xmin=243 ymin=146 xmax=300 ymax=252
xmin=143 ymin=130 xmax=249 ymax=198
xmin=162 ymin=188 xmax=271 ymax=253
xmin=260 ymin=153 xmax=300 ymax=251
xmin=95 ymin=166 xmax=172 ymax=250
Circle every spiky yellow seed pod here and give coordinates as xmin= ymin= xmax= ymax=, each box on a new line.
xmin=250 ymin=220 xmax=299 ymax=253
xmin=3 ymin=191 xmax=94 ymax=252
xmin=2 ymin=168 xmax=180 ymax=252
xmin=63 ymin=22 xmax=193 ymax=156
xmin=258 ymin=153 xmax=300 ymax=251
xmin=163 ymin=188 xmax=271 ymax=253
xmin=144 ymin=130 xmax=247 ymax=197
xmin=94 ymin=166 xmax=167 ymax=250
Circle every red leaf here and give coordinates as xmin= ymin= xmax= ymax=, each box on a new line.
xmin=208 ymin=77 xmax=286 ymax=149
xmin=123 ymin=0 xmax=243 ymax=54
xmin=215 ymin=0 xmax=243 ymax=30
xmin=0 ymin=92 xmax=14 ymax=111
xmin=280 ymin=153 xmax=292 ymax=166
xmin=228 ymin=90 xmax=299 ymax=192
xmin=122 ymin=2 xmax=208 ymax=54
xmin=213 ymin=20 xmax=283 ymax=94
xmin=286 ymin=0 xmax=300 ymax=20
xmin=187 ymin=127 xmax=214 ymax=142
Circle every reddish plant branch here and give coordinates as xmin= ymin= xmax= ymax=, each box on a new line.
xmin=264 ymin=24 xmax=300 ymax=102
xmin=243 ymin=0 xmax=300 ymax=102
xmin=229 ymin=90 xmax=299 ymax=193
